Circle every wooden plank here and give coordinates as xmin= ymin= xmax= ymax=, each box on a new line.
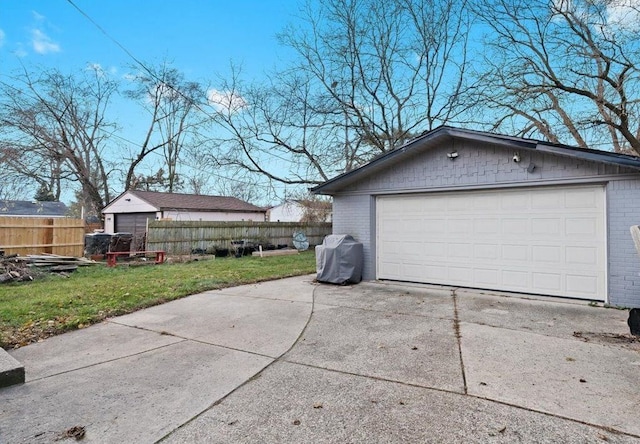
xmin=251 ymin=249 xmax=299 ymax=257
xmin=0 ymin=216 xmax=85 ymax=256
xmin=147 ymin=221 xmax=331 ymax=255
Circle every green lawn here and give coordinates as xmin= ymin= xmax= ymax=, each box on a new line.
xmin=0 ymin=251 xmax=316 ymax=349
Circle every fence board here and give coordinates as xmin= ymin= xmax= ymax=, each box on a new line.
xmin=147 ymin=221 xmax=332 ymax=255
xmin=0 ymin=217 xmax=85 ymax=257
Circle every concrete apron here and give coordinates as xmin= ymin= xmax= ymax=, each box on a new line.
xmin=2 ymin=277 xmax=639 ymax=443
xmin=164 ymin=281 xmax=640 ymax=443
xmin=0 ymin=275 xmax=316 ymax=443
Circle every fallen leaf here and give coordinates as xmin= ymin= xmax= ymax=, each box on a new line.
xmin=579 ymin=378 xmax=587 ymax=383
xmin=62 ymin=425 xmax=85 ymax=440
xmin=411 ymin=346 xmax=418 ymax=350
xmin=313 ymin=403 xmax=323 ymax=409
xmin=293 ymin=419 xmax=301 ymax=425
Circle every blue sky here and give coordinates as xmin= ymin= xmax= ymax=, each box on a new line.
xmin=0 ymin=0 xmax=302 ymax=202
xmin=0 ymin=0 xmax=296 ymax=82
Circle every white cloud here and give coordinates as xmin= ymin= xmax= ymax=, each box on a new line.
xmin=207 ymin=89 xmax=247 ymax=113
xmin=86 ymin=63 xmax=106 ymax=76
xmin=31 ymin=28 xmax=60 ymax=54
xmin=606 ymin=0 xmax=640 ymax=30
xmin=32 ymin=11 xmax=46 ymax=22
xmin=0 ymin=29 xmax=5 ymax=47
xmin=14 ymin=44 xmax=27 ymax=58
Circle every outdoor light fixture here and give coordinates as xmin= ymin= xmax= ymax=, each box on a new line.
xmin=447 ymin=151 xmax=458 ymax=160
xmin=513 ymin=153 xmax=521 ymax=163
xmin=527 ymin=162 xmax=536 ymax=173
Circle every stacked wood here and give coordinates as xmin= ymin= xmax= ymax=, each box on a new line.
xmin=22 ymin=254 xmax=96 ymax=267
xmin=0 ymin=256 xmax=36 ymax=283
xmin=0 ymin=253 xmax=96 ymax=284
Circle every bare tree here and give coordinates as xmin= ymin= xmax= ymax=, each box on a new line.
xmin=474 ymin=0 xmax=640 ymax=154
xmin=124 ymin=63 xmax=205 ymax=192
xmin=0 ymin=66 xmax=117 ymax=215
xmin=206 ymin=0 xmax=472 ymax=186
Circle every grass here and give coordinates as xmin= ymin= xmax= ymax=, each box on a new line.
xmin=0 ymin=251 xmax=316 ymax=349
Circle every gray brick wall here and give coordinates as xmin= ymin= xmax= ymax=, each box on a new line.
xmin=606 ymin=179 xmax=640 ymax=307
xmin=331 ymin=139 xmax=640 ymax=307
xmin=332 ymin=195 xmax=374 ymax=279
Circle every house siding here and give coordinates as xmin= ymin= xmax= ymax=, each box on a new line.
xmin=330 ymin=139 xmax=640 ymax=307
xmin=163 ymin=210 xmax=264 ymax=222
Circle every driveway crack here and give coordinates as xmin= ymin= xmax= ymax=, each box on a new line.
xmin=452 ymin=288 xmax=468 ymax=395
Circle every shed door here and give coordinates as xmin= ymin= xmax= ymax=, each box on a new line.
xmin=115 ymin=213 xmax=156 ymax=250
xmin=376 ymin=185 xmax=606 ymax=300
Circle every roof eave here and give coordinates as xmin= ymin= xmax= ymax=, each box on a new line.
xmin=158 ymin=207 xmax=265 ymax=213
xmin=312 ymin=126 xmax=640 ymax=195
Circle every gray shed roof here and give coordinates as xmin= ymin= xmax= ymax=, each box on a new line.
xmin=117 ymin=190 xmax=266 ymax=213
xmin=312 ymin=126 xmax=640 ymax=194
xmin=0 ymin=200 xmax=69 ymax=217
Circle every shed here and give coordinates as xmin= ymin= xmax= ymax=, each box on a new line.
xmin=102 ymin=190 xmax=266 ymax=239
xmin=313 ymin=126 xmax=640 ymax=308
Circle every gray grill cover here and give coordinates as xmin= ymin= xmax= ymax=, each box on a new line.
xmin=315 ymin=234 xmax=363 ymax=284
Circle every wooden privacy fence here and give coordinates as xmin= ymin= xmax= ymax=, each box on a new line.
xmin=147 ymin=221 xmax=333 ymax=255
xmin=0 ymin=217 xmax=85 ymax=257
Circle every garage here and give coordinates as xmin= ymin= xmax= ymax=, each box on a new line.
xmin=114 ymin=212 xmax=156 ymax=250
xmin=312 ymin=126 xmax=640 ymax=308
xmin=376 ymin=185 xmax=606 ymax=300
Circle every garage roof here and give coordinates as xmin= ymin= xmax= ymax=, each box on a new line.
xmin=312 ymin=126 xmax=640 ymax=194
xmin=109 ymin=190 xmax=265 ymax=213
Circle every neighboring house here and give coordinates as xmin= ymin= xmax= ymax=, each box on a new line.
xmin=102 ymin=190 xmax=266 ymax=240
xmin=313 ymin=126 xmax=640 ymax=308
xmin=268 ymin=199 xmax=332 ymax=222
xmin=0 ymin=200 xmax=69 ymax=217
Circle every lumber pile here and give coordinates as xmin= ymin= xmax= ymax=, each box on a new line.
xmin=0 ymin=253 xmax=96 ymax=284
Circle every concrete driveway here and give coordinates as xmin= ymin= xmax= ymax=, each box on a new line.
xmin=1 ymin=275 xmax=639 ymax=443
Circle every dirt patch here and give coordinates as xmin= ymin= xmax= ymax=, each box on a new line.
xmin=573 ymin=331 xmax=640 ymax=352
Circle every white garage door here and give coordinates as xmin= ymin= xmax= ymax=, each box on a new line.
xmin=376 ymin=185 xmax=607 ymax=300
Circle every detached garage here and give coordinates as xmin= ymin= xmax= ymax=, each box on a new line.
xmin=312 ymin=127 xmax=640 ymax=308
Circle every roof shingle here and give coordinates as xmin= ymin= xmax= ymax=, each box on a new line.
xmin=129 ymin=190 xmax=265 ymax=213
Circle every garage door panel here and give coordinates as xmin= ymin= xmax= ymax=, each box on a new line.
xmin=502 ymin=270 xmax=530 ymax=288
xmin=475 ymin=219 xmax=500 ymax=235
xmin=532 ymin=245 xmax=562 ymax=263
xmin=531 ymin=191 xmax=564 ymax=209
xmin=449 ymin=243 xmax=472 ymax=258
xmin=474 ymin=244 xmax=499 ymax=260
xmin=531 ymin=218 xmax=561 ymax=236
xmin=565 ymin=188 xmax=599 ymax=208
xmin=566 ymin=218 xmax=597 ymax=236
xmin=502 ymin=244 xmax=529 ymax=261
xmin=447 ymin=218 xmax=471 ymax=234
xmin=566 ymin=274 xmax=600 ymax=295
xmin=566 ymin=246 xmax=597 ymax=265
xmin=449 ymin=267 xmax=473 ymax=283
xmin=501 ymin=194 xmax=529 ymax=210
xmin=532 ymin=272 xmax=562 ymax=291
xmin=377 ymin=185 xmax=606 ymax=300
xmin=503 ymin=218 xmax=529 ymax=235
xmin=474 ymin=268 xmax=499 ymax=285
